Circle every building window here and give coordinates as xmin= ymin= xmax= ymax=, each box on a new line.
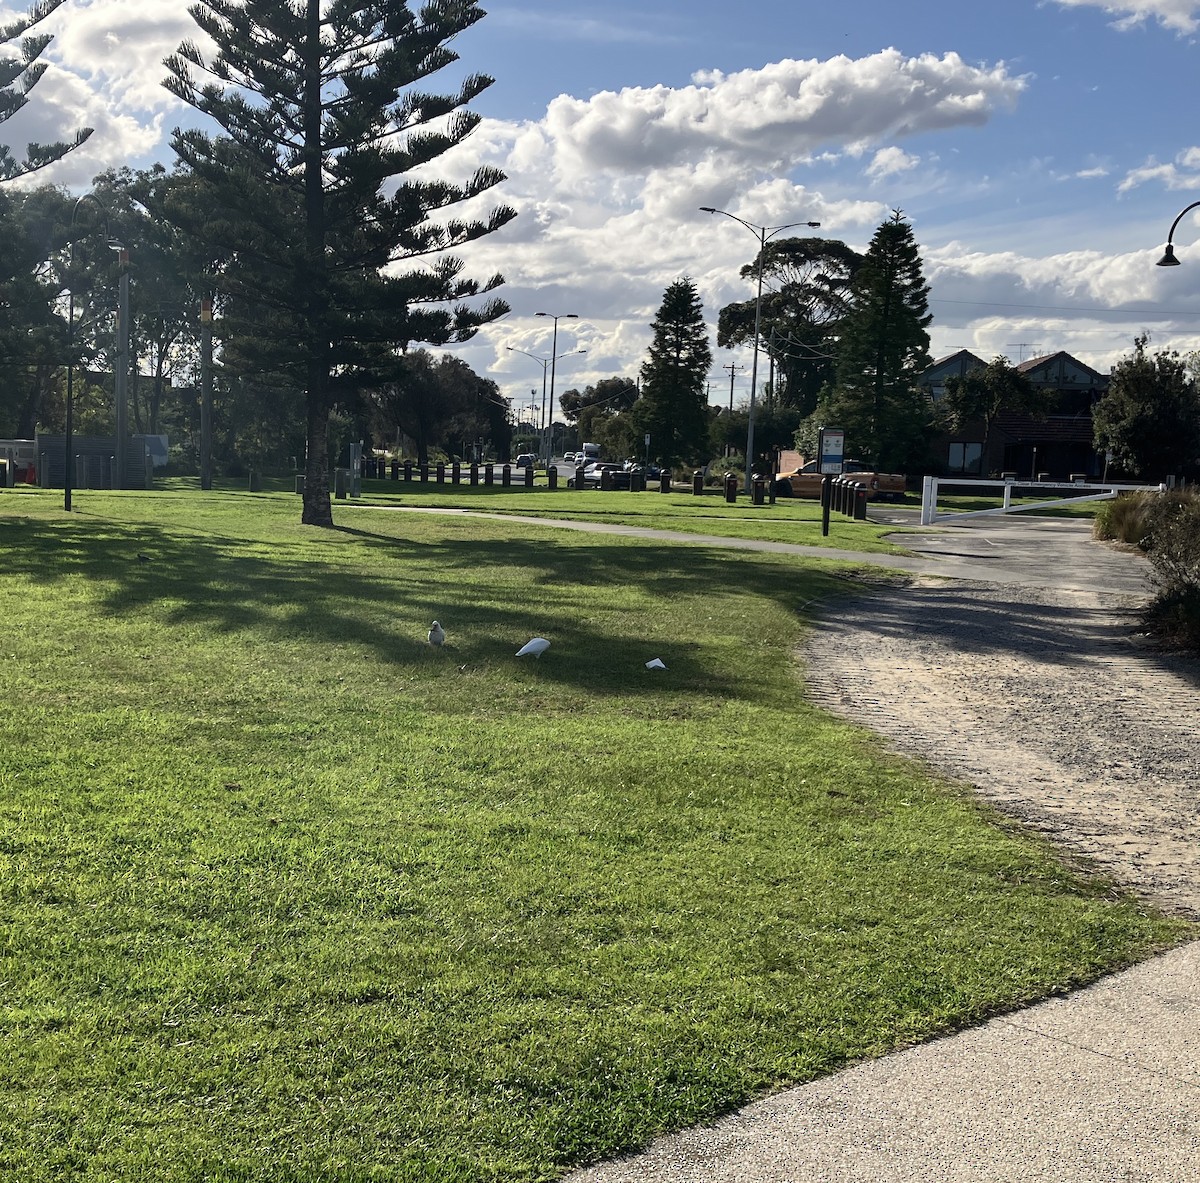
xmin=948 ymin=442 xmax=982 ymax=474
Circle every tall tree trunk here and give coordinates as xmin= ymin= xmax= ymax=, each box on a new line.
xmin=300 ymin=0 xmax=333 ymax=528
xmin=302 ymin=388 xmax=333 ymax=526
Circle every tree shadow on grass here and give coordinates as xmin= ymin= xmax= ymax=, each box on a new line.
xmin=0 ymin=513 xmax=860 ymax=705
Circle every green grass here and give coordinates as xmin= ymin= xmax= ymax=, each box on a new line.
xmin=1 ymin=485 xmax=1191 ymax=1182
xmin=342 ymin=477 xmax=918 ymax=552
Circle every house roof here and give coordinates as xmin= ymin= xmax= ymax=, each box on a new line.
xmin=919 ymin=350 xmax=987 ymax=391
xmin=1015 ymin=351 xmax=1107 ymax=387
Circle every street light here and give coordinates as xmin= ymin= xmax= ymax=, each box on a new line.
xmin=1156 ymin=201 xmax=1200 ymax=267
xmin=63 ymin=194 xmax=111 ymax=512
xmin=506 ymin=339 xmax=586 ymax=461
xmin=700 ymin=206 xmax=819 ymax=493
xmin=535 ymin=312 xmax=579 ymax=462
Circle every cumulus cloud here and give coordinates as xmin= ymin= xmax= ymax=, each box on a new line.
xmin=1118 ymin=146 xmax=1200 ymax=192
xmin=52 ymin=0 xmax=200 ymax=114
xmin=0 ymin=62 xmax=165 ymax=189
xmin=867 ymin=147 xmax=921 ymax=179
xmin=1051 ymin=0 xmax=1200 ymax=33
xmin=542 ymin=50 xmax=1025 ymax=182
xmin=924 ymin=241 xmax=1200 ymax=370
xmin=414 ymin=50 xmax=1027 ymax=404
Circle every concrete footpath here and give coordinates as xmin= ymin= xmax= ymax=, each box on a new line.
xmin=371 ymin=505 xmax=1200 ymax=1181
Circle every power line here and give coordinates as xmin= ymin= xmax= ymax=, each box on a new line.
xmin=930 ymin=296 xmax=1200 ymax=318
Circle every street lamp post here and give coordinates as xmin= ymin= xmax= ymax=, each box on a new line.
xmin=63 ymin=194 xmax=110 ymax=512
xmin=700 ymin=207 xmax=819 ymax=493
xmin=506 ymin=341 xmax=586 ymax=462
xmin=1156 ymin=201 xmax=1200 ymax=267
xmin=535 ymin=312 xmax=579 ymax=462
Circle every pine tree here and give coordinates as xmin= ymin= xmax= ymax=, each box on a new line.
xmin=164 ymin=0 xmax=515 ymax=525
xmin=825 ymin=211 xmax=932 ymax=470
xmin=637 ymin=278 xmax=712 ymax=468
xmin=0 ymin=0 xmax=93 ymax=181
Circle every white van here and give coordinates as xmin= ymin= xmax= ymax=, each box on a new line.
xmin=579 ymin=442 xmax=601 ymax=463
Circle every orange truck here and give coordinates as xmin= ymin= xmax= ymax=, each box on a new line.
xmin=771 ymin=458 xmax=907 ymax=501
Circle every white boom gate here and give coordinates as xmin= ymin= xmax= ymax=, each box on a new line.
xmin=920 ymin=476 xmax=1167 ymax=526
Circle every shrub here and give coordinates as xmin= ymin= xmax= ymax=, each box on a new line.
xmin=1137 ymin=488 xmax=1200 ymax=650
xmin=1092 ymin=491 xmax=1157 ymax=545
xmin=1143 ymin=488 xmax=1200 ymax=593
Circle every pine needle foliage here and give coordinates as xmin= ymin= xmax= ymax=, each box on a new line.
xmin=0 ymin=0 xmax=93 ymax=181
xmin=162 ymin=0 xmax=516 ymax=525
xmin=637 ymin=278 xmax=713 ymax=468
xmin=824 ymin=210 xmax=932 ymax=471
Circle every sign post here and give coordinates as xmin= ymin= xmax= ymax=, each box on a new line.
xmin=817 ymin=426 xmax=844 ymax=537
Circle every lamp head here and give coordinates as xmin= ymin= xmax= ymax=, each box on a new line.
xmin=699 ymin=206 xmax=717 ymax=214
xmin=1156 ymin=244 xmax=1181 ymax=267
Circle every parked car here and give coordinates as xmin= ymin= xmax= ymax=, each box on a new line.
xmin=623 ymin=460 xmax=664 ymax=480
xmin=772 ymin=459 xmax=906 ymax=501
xmin=568 ymin=462 xmax=625 ymax=488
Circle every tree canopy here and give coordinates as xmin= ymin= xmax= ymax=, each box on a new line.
xmin=938 ymin=355 xmax=1041 ymax=467
xmin=717 ymin=237 xmax=862 ymax=417
xmin=817 ymin=211 xmax=932 ymax=470
xmin=0 ymin=0 xmax=93 ymax=182
xmin=163 ymin=0 xmax=514 ymax=525
xmin=1093 ymin=335 xmax=1200 ymax=482
xmin=637 ymin=278 xmax=712 ymax=467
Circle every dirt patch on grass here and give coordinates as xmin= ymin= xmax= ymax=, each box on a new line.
xmin=803 ymin=577 xmax=1200 ymax=919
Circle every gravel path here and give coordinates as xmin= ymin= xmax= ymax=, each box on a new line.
xmin=803 ymin=575 xmax=1200 ymax=918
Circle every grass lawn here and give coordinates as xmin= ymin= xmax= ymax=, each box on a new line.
xmin=1 ymin=485 xmax=1190 ymax=1182
xmin=345 ymin=477 xmax=918 ymax=552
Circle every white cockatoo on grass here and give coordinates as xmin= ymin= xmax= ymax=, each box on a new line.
xmin=428 ymin=621 xmax=446 ymax=647
xmin=516 ymin=637 xmax=550 ymax=658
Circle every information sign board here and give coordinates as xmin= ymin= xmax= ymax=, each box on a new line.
xmin=817 ymin=427 xmax=845 ymax=475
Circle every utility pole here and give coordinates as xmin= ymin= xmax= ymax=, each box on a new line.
xmin=722 ymin=362 xmax=742 ymax=412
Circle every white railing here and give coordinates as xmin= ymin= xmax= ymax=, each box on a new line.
xmin=919 ymin=476 xmax=1166 ymax=526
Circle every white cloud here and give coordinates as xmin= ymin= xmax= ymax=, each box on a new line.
xmin=51 ymin=0 xmax=199 ymax=113
xmin=867 ymin=147 xmax=921 ymax=179
xmin=1118 ymin=147 xmax=1200 ymax=192
xmin=1051 ymin=0 xmax=1200 ymax=33
xmin=543 ymin=50 xmax=1025 ymax=181
xmin=419 ymin=50 xmax=1026 ymax=405
xmin=924 ymin=241 xmax=1200 ymax=370
xmin=485 ymin=10 xmax=686 ymax=46
xmin=0 ymin=62 xmax=166 ymax=188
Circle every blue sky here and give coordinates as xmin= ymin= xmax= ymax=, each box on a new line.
xmin=7 ymin=0 xmax=1200 ymax=415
